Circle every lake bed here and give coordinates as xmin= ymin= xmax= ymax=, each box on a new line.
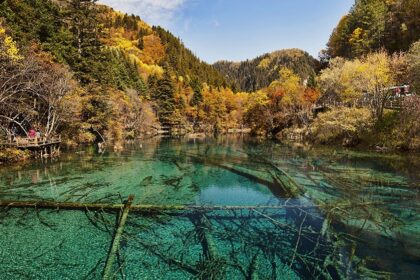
xmin=0 ymin=136 xmax=418 ymax=279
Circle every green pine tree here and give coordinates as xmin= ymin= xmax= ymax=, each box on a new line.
xmin=154 ymin=73 xmax=176 ymax=124
xmin=190 ymin=77 xmax=203 ymax=106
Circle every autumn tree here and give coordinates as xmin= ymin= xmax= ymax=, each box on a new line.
xmin=407 ymin=40 xmax=420 ymax=93
xmin=244 ymin=67 xmax=314 ymax=135
xmin=105 ymin=88 xmax=158 ymax=143
xmin=36 ymin=59 xmax=76 ymax=137
xmin=0 ymin=25 xmax=22 ymax=61
xmin=142 ymin=34 xmax=165 ymax=65
xmin=0 ymin=26 xmax=27 ymax=136
xmin=268 ymin=67 xmax=302 ymax=108
xmin=244 ymin=91 xmax=271 ymax=135
xmin=319 ymin=52 xmax=397 ymax=120
xmin=310 ymin=107 xmax=373 ymax=146
xmin=0 ymin=28 xmax=76 ymax=139
xmin=201 ymin=86 xmax=227 ymax=133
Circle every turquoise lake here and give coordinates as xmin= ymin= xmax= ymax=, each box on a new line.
xmin=0 ymin=136 xmax=419 ymax=279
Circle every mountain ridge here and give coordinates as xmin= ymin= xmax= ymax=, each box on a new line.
xmin=213 ymin=48 xmax=319 ymax=92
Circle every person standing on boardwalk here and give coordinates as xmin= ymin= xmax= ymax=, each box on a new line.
xmin=28 ymin=128 xmax=36 ymax=138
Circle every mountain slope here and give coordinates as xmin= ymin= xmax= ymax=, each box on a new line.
xmin=214 ymin=49 xmax=319 ymax=92
xmin=0 ymin=0 xmax=226 ymax=88
xmin=326 ymin=0 xmax=420 ymax=59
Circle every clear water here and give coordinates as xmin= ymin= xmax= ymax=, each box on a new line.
xmin=0 ymin=136 xmax=419 ymax=279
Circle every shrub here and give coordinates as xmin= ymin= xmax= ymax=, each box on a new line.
xmin=0 ymin=148 xmax=30 ymax=164
xmin=372 ymin=95 xmax=420 ymax=150
xmin=310 ymin=107 xmax=373 ymax=146
xmin=399 ymin=95 xmax=420 ymax=150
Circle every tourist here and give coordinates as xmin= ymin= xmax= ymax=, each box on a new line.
xmin=28 ymin=128 xmax=36 ymax=138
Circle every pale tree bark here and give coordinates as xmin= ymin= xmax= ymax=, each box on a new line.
xmin=0 ymin=54 xmax=74 ymax=139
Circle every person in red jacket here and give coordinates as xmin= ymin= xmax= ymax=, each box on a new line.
xmin=28 ymin=128 xmax=36 ymax=138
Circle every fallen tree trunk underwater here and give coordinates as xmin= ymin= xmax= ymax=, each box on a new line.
xmin=0 ymin=200 xmax=385 ymax=212
xmin=102 ymin=195 xmax=134 ymax=280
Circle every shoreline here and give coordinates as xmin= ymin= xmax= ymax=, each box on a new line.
xmin=1 ymin=134 xmax=419 ymax=166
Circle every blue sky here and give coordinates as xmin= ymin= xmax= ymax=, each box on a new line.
xmin=100 ymin=0 xmax=354 ymax=63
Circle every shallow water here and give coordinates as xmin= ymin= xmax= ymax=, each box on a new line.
xmin=0 ymin=136 xmax=419 ymax=279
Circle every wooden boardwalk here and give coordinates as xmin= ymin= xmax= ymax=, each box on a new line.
xmin=0 ymin=136 xmax=61 ymax=157
xmin=313 ymin=96 xmax=407 ymax=113
xmin=0 ymin=136 xmax=61 ymax=148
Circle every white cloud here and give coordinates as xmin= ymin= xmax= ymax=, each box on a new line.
xmin=99 ymin=0 xmax=187 ymax=26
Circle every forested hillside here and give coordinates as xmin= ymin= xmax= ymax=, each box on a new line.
xmin=0 ymin=0 xmax=236 ymax=148
xmin=214 ymin=49 xmax=318 ymax=92
xmin=0 ymin=0 xmax=226 ymax=87
xmin=308 ymin=0 xmax=420 ymax=150
xmin=326 ymin=0 xmax=420 ymax=59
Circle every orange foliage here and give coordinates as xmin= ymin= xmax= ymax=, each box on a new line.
xmin=303 ymin=88 xmax=320 ymax=104
xmin=267 ymin=87 xmax=286 ymax=108
xmin=142 ymin=34 xmax=166 ymax=65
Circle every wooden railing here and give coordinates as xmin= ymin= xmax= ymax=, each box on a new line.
xmin=313 ymin=95 xmax=409 ymax=112
xmin=0 ymin=135 xmax=61 ymax=148
xmin=384 ymin=100 xmax=402 ymax=110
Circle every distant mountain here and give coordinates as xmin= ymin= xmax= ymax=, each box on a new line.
xmin=213 ymin=49 xmax=319 ymax=92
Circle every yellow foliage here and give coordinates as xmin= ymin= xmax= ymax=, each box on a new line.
xmin=114 ymin=34 xmax=136 ymax=49
xmin=103 ymin=28 xmax=166 ymax=77
xmin=103 ymin=29 xmax=141 ymax=57
xmin=363 ymin=52 xmax=393 ymax=89
xmin=142 ymin=34 xmax=166 ymax=64
xmin=246 ymin=90 xmax=269 ymax=111
xmin=257 ymin=58 xmax=270 ymax=69
xmin=310 ymin=107 xmax=373 ymax=145
xmin=100 ymin=10 xmax=165 ymax=80
xmin=349 ymin=27 xmax=365 ymax=45
xmin=128 ymin=54 xmax=164 ymax=79
xmin=0 ymin=148 xmax=30 ymax=163
xmin=0 ymin=26 xmax=22 ymax=61
xmin=193 ymin=86 xmax=250 ymax=130
xmin=267 ymin=67 xmax=303 ymax=106
xmin=319 ymin=52 xmax=394 ymax=104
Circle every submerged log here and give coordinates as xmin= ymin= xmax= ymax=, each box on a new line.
xmin=0 ymin=200 xmax=383 ymax=212
xmin=190 ymin=212 xmax=227 ymax=279
xmin=247 ymin=252 xmax=260 ymax=280
xmin=190 ymin=213 xmax=218 ymax=261
xmin=186 ymin=154 xmax=294 ymax=198
xmin=102 ymin=195 xmax=134 ymax=280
